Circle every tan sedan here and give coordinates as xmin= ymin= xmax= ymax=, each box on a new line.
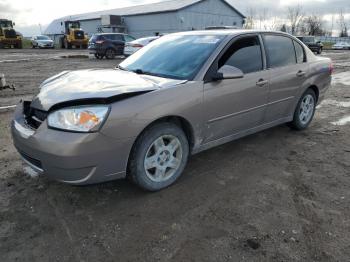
xmin=12 ymin=30 xmax=333 ymax=191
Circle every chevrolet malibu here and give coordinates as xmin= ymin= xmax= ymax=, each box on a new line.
xmin=12 ymin=30 xmax=333 ymax=191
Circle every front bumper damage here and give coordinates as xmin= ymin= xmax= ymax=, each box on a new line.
xmin=11 ymin=102 xmax=134 ymax=185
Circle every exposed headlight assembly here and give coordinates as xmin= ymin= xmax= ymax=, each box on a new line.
xmin=48 ymin=105 xmax=109 ymax=132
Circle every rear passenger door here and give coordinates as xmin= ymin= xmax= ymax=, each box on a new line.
xmin=203 ymin=35 xmax=269 ymax=142
xmin=262 ymin=34 xmax=309 ymax=122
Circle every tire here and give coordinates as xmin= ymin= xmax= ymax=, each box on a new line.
xmin=94 ymin=54 xmax=104 ymax=59
xmin=317 ymin=47 xmax=322 ymax=55
xmin=105 ymin=48 xmax=116 ymax=59
xmin=64 ymin=38 xmax=72 ymax=49
xmin=128 ymin=122 xmax=189 ymax=191
xmin=16 ymin=42 xmax=23 ymax=49
xmin=289 ymin=89 xmax=317 ymax=130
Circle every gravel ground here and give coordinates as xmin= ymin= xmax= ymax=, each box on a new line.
xmin=0 ymin=49 xmax=350 ymax=262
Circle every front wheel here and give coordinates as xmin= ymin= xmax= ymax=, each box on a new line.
xmin=105 ymin=48 xmax=116 ymax=59
xmin=128 ymin=123 xmax=189 ymax=191
xmin=289 ymin=89 xmax=317 ymax=130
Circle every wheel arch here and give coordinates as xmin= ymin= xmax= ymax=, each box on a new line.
xmin=308 ymin=85 xmax=320 ymax=103
xmin=126 ymin=115 xmax=195 ymax=174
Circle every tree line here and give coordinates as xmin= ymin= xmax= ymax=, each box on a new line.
xmin=244 ymin=5 xmax=349 ymax=37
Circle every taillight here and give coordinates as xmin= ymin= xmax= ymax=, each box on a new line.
xmin=329 ymin=62 xmax=334 ymax=75
xmin=132 ymin=44 xmax=143 ymax=48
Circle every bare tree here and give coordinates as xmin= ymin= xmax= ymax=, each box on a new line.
xmin=268 ymin=17 xmax=282 ymax=31
xmin=280 ymin=24 xmax=287 ymax=32
xmin=287 ymin=4 xmax=304 ymax=35
xmin=338 ymin=9 xmax=348 ymax=37
xmin=303 ymin=15 xmax=325 ymax=36
xmin=244 ymin=7 xmax=256 ymax=29
xmin=258 ymin=8 xmax=269 ymax=30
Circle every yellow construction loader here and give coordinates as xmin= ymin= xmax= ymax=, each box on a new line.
xmin=60 ymin=21 xmax=88 ymax=49
xmin=0 ymin=19 xmax=22 ymax=49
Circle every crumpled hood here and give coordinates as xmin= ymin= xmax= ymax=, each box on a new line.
xmin=30 ymin=69 xmax=186 ymax=111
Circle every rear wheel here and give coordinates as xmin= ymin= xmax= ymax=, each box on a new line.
xmin=129 ymin=123 xmax=189 ymax=191
xmin=317 ymin=47 xmax=322 ymax=54
xmin=105 ymin=48 xmax=116 ymax=59
xmin=94 ymin=54 xmax=104 ymax=59
xmin=289 ymin=89 xmax=317 ymax=130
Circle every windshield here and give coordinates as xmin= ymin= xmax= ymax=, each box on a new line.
xmin=120 ymin=34 xmax=225 ymax=80
xmin=37 ymin=36 xmax=50 ymax=40
xmin=0 ymin=21 xmax=12 ymax=28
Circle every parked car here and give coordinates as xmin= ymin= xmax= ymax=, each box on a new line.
xmin=124 ymin=36 xmax=160 ymax=56
xmin=31 ymin=35 xmax=54 ymax=49
xmin=88 ymin=33 xmax=136 ymax=59
xmin=297 ymin=36 xmax=323 ymax=54
xmin=332 ymin=42 xmax=350 ymax=50
xmin=12 ymin=30 xmax=332 ymax=191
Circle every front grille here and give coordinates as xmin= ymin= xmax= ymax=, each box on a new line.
xmin=23 ymin=101 xmax=48 ymax=130
xmin=74 ymin=30 xmax=84 ymax=40
xmin=4 ymin=29 xmax=17 ymax=39
xmin=20 ymin=151 xmax=42 ymax=169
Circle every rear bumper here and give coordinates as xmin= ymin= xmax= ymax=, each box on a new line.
xmin=11 ymin=103 xmax=134 ymax=185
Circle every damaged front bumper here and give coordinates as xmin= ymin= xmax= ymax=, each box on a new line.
xmin=11 ymin=102 xmax=134 ymax=185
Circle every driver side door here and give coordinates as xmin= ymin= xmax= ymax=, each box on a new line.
xmin=203 ymin=34 xmax=269 ymax=143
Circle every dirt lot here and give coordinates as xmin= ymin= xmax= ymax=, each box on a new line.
xmin=0 ymin=48 xmax=350 ymax=262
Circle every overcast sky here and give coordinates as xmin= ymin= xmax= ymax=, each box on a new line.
xmin=0 ymin=0 xmax=349 ymax=36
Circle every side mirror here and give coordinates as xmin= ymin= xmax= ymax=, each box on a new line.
xmin=61 ymin=22 xmax=63 ymax=26
xmin=13 ymin=22 xmax=15 ymax=26
xmin=213 ymin=65 xmax=244 ymax=81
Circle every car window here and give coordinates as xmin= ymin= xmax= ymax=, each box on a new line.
xmin=219 ymin=36 xmax=263 ymax=74
xmin=294 ymin=41 xmax=305 ymax=64
xmin=124 ymin=35 xmax=136 ymax=42
xmin=106 ymin=34 xmax=122 ymax=41
xmin=120 ymin=34 xmax=225 ymax=80
xmin=264 ymin=35 xmax=296 ymax=68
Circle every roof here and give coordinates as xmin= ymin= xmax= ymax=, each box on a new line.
xmin=45 ymin=0 xmax=245 ymax=35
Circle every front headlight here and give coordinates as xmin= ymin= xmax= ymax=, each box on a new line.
xmin=48 ymin=105 xmax=109 ymax=132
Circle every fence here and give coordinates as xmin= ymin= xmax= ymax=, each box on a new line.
xmin=315 ymin=36 xmax=350 ymax=43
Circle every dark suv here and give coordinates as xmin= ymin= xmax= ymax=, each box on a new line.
xmin=88 ymin=33 xmax=136 ymax=59
xmin=297 ymin=36 xmax=323 ymax=54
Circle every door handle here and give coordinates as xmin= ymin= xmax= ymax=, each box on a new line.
xmin=296 ymin=71 xmax=306 ymax=77
xmin=256 ymin=79 xmax=269 ymax=87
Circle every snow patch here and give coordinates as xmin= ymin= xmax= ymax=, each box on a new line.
xmin=319 ymin=99 xmax=350 ymax=108
xmin=23 ymin=166 xmax=40 ymax=178
xmin=332 ymin=72 xmax=350 ymax=86
xmin=331 ymin=116 xmax=350 ymax=126
xmin=0 ymin=105 xmax=17 ymax=110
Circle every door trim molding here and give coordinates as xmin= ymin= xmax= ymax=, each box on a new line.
xmin=208 ymin=96 xmax=294 ymax=124
xmin=193 ymin=116 xmax=293 ymax=154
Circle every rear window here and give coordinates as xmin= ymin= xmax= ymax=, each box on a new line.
xmin=264 ymin=35 xmax=296 ymax=68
